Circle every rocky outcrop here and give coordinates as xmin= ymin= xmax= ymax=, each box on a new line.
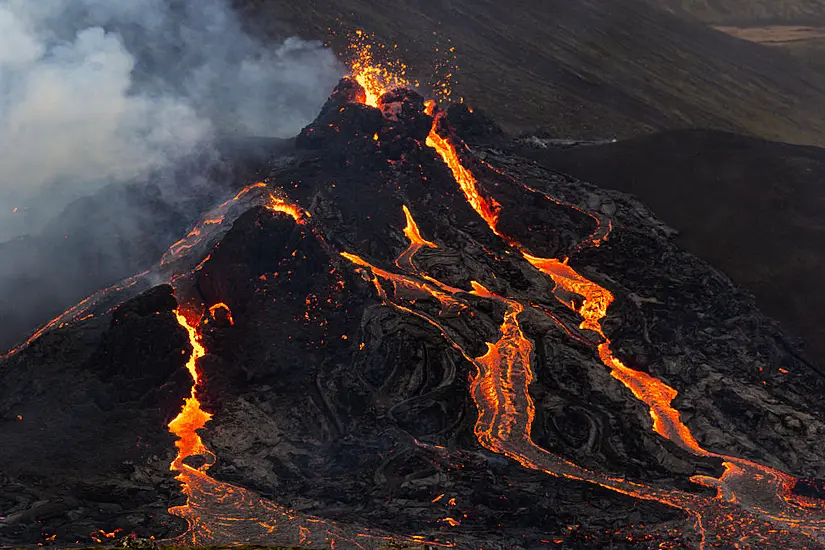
xmin=0 ymin=286 xmax=192 ymax=545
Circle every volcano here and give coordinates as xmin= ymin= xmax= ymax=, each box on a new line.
xmin=2 ymin=70 xmax=825 ymax=549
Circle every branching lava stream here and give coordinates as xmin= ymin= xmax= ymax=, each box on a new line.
xmin=346 ymin=58 xmax=825 ymax=547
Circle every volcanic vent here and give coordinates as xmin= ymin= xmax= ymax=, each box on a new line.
xmin=3 ymin=65 xmax=825 ymax=549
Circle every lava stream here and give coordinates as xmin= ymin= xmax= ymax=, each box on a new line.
xmin=345 ymin=53 xmax=825 ymax=542
xmin=395 ymin=205 xmax=437 ymax=271
xmin=164 ymin=199 xmax=453 ymax=549
xmin=168 ymin=310 xmax=214 ymax=479
xmin=423 ymin=121 xmax=825 ymax=541
xmin=425 ymin=114 xmax=502 ymax=236
xmin=343 ymin=203 xmax=825 ymax=548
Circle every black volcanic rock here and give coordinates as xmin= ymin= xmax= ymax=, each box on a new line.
xmin=196 ymin=205 xmax=359 ymax=387
xmin=0 ymin=286 xmax=193 ymax=546
xmin=378 ymin=88 xmax=433 ymax=140
xmin=91 ymin=284 xmax=191 ymax=415
xmin=318 ymin=76 xmax=368 ymax=115
xmin=3 ymin=81 xmax=825 ymax=549
xmin=296 ymin=78 xmax=383 ymax=155
xmin=446 ymin=102 xmax=506 ymax=145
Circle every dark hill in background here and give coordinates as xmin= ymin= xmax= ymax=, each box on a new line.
xmin=651 ymin=0 xmax=825 ymax=78
xmin=651 ymin=0 xmax=825 ymax=24
xmin=234 ymin=0 xmax=825 ymax=145
xmin=512 ymin=129 xmax=825 ymax=367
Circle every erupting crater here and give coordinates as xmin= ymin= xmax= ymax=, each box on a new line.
xmin=3 ymin=33 xmax=825 ymax=550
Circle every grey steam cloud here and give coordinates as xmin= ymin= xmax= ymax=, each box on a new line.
xmin=0 ymin=0 xmax=344 ymax=239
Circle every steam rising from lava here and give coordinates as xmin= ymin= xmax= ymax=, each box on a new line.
xmin=0 ymin=0 xmax=343 ymax=239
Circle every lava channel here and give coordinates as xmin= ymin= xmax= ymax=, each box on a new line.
xmin=346 ymin=52 xmax=825 ymax=547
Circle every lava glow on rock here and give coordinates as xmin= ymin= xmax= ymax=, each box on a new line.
xmin=161 ymin=200 xmax=446 ymax=548
xmin=7 ymin=34 xmax=825 ymax=550
xmin=340 ymin=47 xmax=825 ymax=548
xmin=168 ymin=309 xmax=213 ymax=481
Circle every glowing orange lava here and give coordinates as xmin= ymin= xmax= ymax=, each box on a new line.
xmin=348 ymin=30 xmax=412 ymax=107
xmin=520 ymin=252 xmax=706 ymax=452
xmin=395 ymin=205 xmax=437 ymax=271
xmin=425 ymin=119 xmax=502 ymax=235
xmin=233 ymin=182 xmax=268 ymax=201
xmin=90 ymin=529 xmax=123 ymax=543
xmin=163 ymin=182 xmax=273 ymax=267
xmin=347 ymin=37 xmax=501 ymax=237
xmin=208 ymin=303 xmax=235 ymax=326
xmin=168 ymin=310 xmax=213 ymax=479
xmin=266 ymin=194 xmax=308 ymax=223
xmin=343 ymin=49 xmax=825 ymax=547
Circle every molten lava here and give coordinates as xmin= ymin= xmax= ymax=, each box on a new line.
xmin=425 ymin=117 xmax=502 ymax=234
xmin=163 ymin=182 xmax=276 ymax=267
xmin=348 ymin=30 xmax=413 ymax=107
xmin=266 ymin=194 xmax=307 ymax=223
xmin=395 ymin=205 xmax=437 ymax=271
xmin=345 ymin=50 xmax=825 ymax=547
xmin=208 ymin=303 xmax=235 ymax=326
xmin=168 ymin=310 xmax=213 ymax=484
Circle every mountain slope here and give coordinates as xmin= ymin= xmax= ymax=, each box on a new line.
xmin=235 ymin=0 xmax=825 ymax=145
xmin=650 ymin=0 xmax=825 ymax=24
xmin=3 ymin=81 xmax=825 ymax=549
xmin=513 ymin=129 xmax=825 ymax=367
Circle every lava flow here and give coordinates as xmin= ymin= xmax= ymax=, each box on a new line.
xmin=208 ymin=303 xmax=235 ymax=326
xmin=162 ymin=182 xmax=269 ymax=266
xmin=425 ymin=113 xmax=502 ymax=235
xmin=168 ymin=310 xmax=214 ymax=482
xmin=343 ymin=201 xmax=825 ymax=548
xmin=345 ymin=53 xmax=825 ymax=547
xmin=165 ymin=211 xmax=349 ymax=545
xmin=163 ymin=199 xmax=455 ymax=549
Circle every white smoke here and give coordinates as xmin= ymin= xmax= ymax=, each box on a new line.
xmin=0 ymin=0 xmax=344 ymax=239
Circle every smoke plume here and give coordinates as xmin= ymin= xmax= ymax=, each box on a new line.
xmin=0 ymin=0 xmax=344 ymax=239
